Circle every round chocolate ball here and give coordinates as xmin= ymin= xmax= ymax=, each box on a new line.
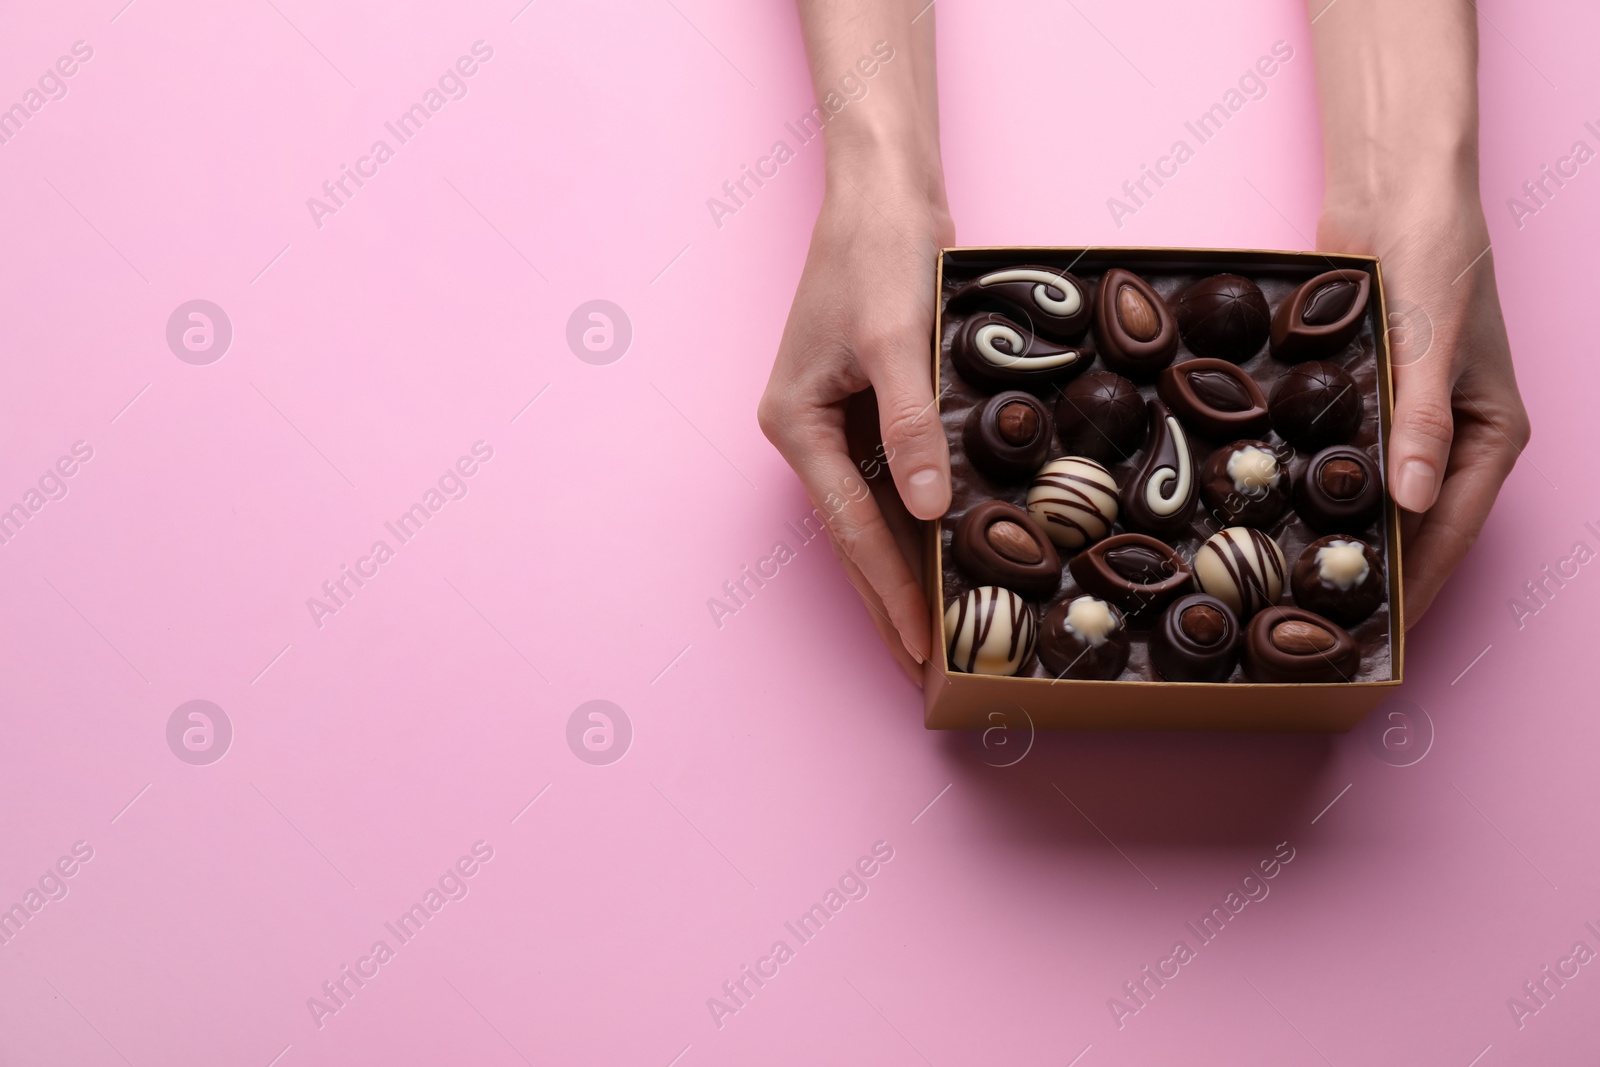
xmin=1054 ymin=371 xmax=1146 ymax=463
xmin=1151 ymin=593 xmax=1242 ymax=682
xmin=1268 ymin=360 xmax=1362 ymax=450
xmin=1038 ymin=595 xmax=1130 ymax=680
xmin=1291 ymin=535 xmax=1385 ymax=627
xmin=1200 ymin=440 xmax=1289 ymax=528
xmin=963 ymin=391 xmax=1053 ymax=483
xmin=1294 ymin=445 xmax=1383 ymax=532
xmin=1175 ymin=274 xmax=1271 ymax=362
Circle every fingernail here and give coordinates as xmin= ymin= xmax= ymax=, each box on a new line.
xmin=1394 ymin=459 xmax=1438 ymax=512
xmin=902 ymin=633 xmax=927 ymax=665
xmin=904 ymin=467 xmax=949 ymax=519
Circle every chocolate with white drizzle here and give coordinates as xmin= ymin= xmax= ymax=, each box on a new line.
xmin=1192 ymin=527 xmax=1287 ymax=620
xmin=950 ymin=312 xmax=1089 ymax=392
xmin=1026 ymin=457 xmax=1119 ymax=551
xmin=944 ymin=585 xmax=1036 ymax=675
xmin=947 ymin=265 xmax=1092 ymax=341
xmin=1119 ymin=399 xmax=1197 ymax=539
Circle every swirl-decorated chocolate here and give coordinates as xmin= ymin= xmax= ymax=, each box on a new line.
xmin=1026 ymin=457 xmax=1119 ymax=551
xmin=1192 ymin=527 xmax=1287 ymax=619
xmin=1119 ymin=400 xmax=1197 ymax=539
xmin=951 ymin=312 xmax=1088 ymax=392
xmin=944 ymin=586 xmax=1037 ymax=676
xmin=947 ymin=266 xmax=1093 ymax=340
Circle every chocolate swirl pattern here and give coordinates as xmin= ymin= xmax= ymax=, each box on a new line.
xmin=1118 ymin=400 xmax=1196 ymax=539
xmin=944 ymin=585 xmax=1036 ymax=676
xmin=1192 ymin=527 xmax=1287 ymax=619
xmin=1026 ymin=457 xmax=1119 ymax=550
xmin=947 ymin=266 xmax=1092 ymax=340
xmin=951 ymin=313 xmax=1087 ymax=392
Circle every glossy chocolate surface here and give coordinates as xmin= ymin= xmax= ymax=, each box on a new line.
xmin=1199 ymin=440 xmax=1289 ymax=528
xmin=951 ymin=501 xmax=1062 ymax=601
xmin=1151 ymin=593 xmax=1241 ymax=682
xmin=1094 ymin=268 xmax=1179 ymax=378
xmin=947 ymin=265 xmax=1093 ymax=341
xmin=1118 ymin=400 xmax=1198 ymax=539
xmin=963 ymin=391 xmax=1053 ymax=483
xmin=1176 ymin=274 xmax=1270 ymax=362
xmin=1291 ymin=535 xmax=1385 ymax=627
xmin=1294 ymin=445 xmax=1383 ymax=532
xmin=1157 ymin=358 xmax=1270 ymax=440
xmin=1270 ymin=269 xmax=1370 ymax=362
xmin=938 ymin=252 xmax=1394 ymax=683
xmin=1038 ymin=596 xmax=1131 ymax=680
xmin=1243 ymin=605 xmax=1361 ymax=683
xmin=1055 ymin=371 xmax=1146 ymax=462
xmin=952 ymin=312 xmax=1091 ymax=392
xmin=1269 ymin=360 xmax=1362 ymax=450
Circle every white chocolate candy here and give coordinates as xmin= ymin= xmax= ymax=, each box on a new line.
xmin=945 ymin=586 xmax=1036 ymax=675
xmin=974 ymin=322 xmax=1080 ymax=371
xmin=1315 ymin=539 xmax=1370 ymax=590
xmin=1027 ymin=457 xmax=1119 ymax=550
xmin=1193 ymin=527 xmax=1286 ymax=618
xmin=1226 ymin=445 xmax=1280 ymax=497
xmin=1064 ymin=596 xmax=1119 ymax=647
xmin=977 ymin=268 xmax=1083 ymax=317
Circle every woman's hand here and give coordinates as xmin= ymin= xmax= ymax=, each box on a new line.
xmin=759 ymin=173 xmax=954 ymax=683
xmin=1318 ymin=193 xmax=1530 ymax=625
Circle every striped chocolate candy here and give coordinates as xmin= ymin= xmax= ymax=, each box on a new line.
xmin=944 ymin=586 xmax=1036 ymax=675
xmin=1192 ymin=527 xmax=1287 ymax=619
xmin=1026 ymin=457 xmax=1119 ymax=551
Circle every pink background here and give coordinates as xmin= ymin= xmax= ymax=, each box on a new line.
xmin=1 ymin=0 xmax=1596 ymax=1063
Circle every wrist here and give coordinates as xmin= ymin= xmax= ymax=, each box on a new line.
xmin=1321 ymin=145 xmax=1483 ymax=249
xmin=823 ymin=117 xmax=949 ymax=217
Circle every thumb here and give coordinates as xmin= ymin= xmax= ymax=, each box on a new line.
xmin=1387 ymin=361 xmax=1455 ymax=513
xmin=869 ymin=353 xmax=951 ymax=521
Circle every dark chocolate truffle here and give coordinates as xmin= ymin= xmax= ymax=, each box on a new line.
xmin=1269 ymin=360 xmax=1362 ymax=450
xmin=1294 ymin=445 xmax=1384 ymax=532
xmin=1119 ymin=400 xmax=1198 ymax=539
xmin=1054 ymin=371 xmax=1146 ymax=462
xmin=1094 ymin=268 xmax=1178 ymax=378
xmin=1200 ymin=440 xmax=1289 ymax=528
xmin=963 ymin=391 xmax=1052 ymax=483
xmin=1290 ymin=535 xmax=1385 ymax=627
xmin=1038 ymin=596 xmax=1130 ymax=680
xmin=1156 ymin=357 xmax=1270 ymax=440
xmin=951 ymin=312 xmax=1090 ymax=392
xmin=951 ymin=501 xmax=1062 ymax=601
xmin=947 ymin=265 xmax=1092 ymax=341
xmin=1243 ymin=605 xmax=1360 ymax=682
xmin=1151 ymin=593 xmax=1242 ymax=682
xmin=1176 ymin=274 xmax=1270 ymax=362
xmin=1068 ymin=532 xmax=1193 ymax=615
xmin=1270 ymin=269 xmax=1371 ymax=362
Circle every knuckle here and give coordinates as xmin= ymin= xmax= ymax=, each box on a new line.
xmin=1503 ymin=407 xmax=1532 ymax=451
xmin=878 ymin=396 xmax=940 ymax=454
xmin=1399 ymin=398 xmax=1456 ymax=449
xmin=756 ymin=392 xmax=791 ymax=446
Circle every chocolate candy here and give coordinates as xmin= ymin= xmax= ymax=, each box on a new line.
xmin=1068 ymin=532 xmax=1192 ymax=614
xmin=1269 ymin=360 xmax=1362 ymax=450
xmin=963 ymin=391 xmax=1053 ymax=483
xmin=1294 ymin=445 xmax=1383 ymax=532
xmin=1038 ymin=596 xmax=1129 ymax=680
xmin=951 ymin=312 xmax=1089 ymax=392
xmin=1054 ymin=371 xmax=1146 ymax=462
xmin=1156 ymin=358 xmax=1270 ymax=440
xmin=944 ymin=585 xmax=1036 ymax=675
xmin=1175 ymin=274 xmax=1270 ymax=362
xmin=1094 ymin=268 xmax=1178 ymax=378
xmin=1119 ymin=400 xmax=1197 ymax=539
xmin=1026 ymin=457 xmax=1119 ymax=551
xmin=1200 ymin=440 xmax=1288 ymax=528
xmin=1270 ymin=269 xmax=1370 ymax=362
xmin=1243 ymin=605 xmax=1361 ymax=682
xmin=1151 ymin=593 xmax=1241 ymax=682
xmin=1291 ymin=535 xmax=1384 ymax=627
xmin=947 ymin=266 xmax=1092 ymax=341
xmin=1192 ymin=527 xmax=1286 ymax=619
xmin=951 ymin=501 xmax=1062 ymax=600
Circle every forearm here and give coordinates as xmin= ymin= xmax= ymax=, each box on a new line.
xmin=795 ymin=0 xmax=946 ymax=203
xmin=1309 ymin=0 xmax=1482 ymax=226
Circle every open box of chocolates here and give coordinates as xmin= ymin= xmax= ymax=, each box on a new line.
xmin=924 ymin=248 xmax=1403 ymax=731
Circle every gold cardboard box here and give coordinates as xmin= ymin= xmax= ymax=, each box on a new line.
xmin=922 ymin=247 xmax=1403 ymax=732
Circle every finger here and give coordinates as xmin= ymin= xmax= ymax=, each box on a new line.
xmin=860 ymin=330 xmax=951 ymax=521
xmin=1397 ymin=418 xmax=1521 ymax=625
xmin=1387 ymin=356 xmax=1457 ymax=514
xmin=824 ymin=534 xmax=924 ymax=687
xmin=763 ymin=410 xmax=933 ymax=664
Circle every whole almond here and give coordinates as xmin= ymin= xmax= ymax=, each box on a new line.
xmin=1117 ymin=284 xmax=1160 ymax=342
xmin=987 ymin=520 xmax=1043 ymax=564
xmin=1319 ymin=458 xmax=1366 ymax=499
xmin=996 ymin=401 xmax=1039 ymax=446
xmin=1271 ymin=619 xmax=1336 ymax=654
